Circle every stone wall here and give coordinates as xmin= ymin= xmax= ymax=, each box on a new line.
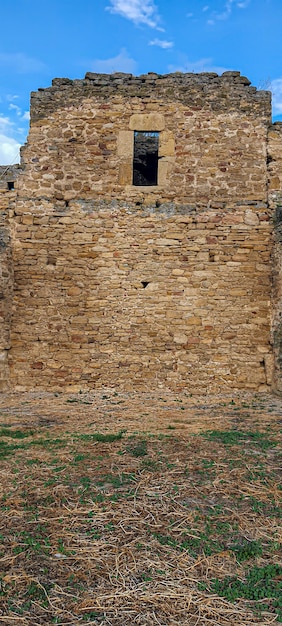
xmin=268 ymin=123 xmax=282 ymax=392
xmin=0 ymin=191 xmax=14 ymax=390
xmin=2 ymin=71 xmax=282 ymax=392
xmin=0 ymin=165 xmax=22 ymax=191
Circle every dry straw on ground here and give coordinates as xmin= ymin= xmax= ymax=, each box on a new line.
xmin=0 ymin=390 xmax=281 ymax=625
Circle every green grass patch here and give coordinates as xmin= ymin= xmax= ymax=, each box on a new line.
xmin=228 ymin=539 xmax=263 ymax=562
xmin=210 ymin=564 xmax=282 ymax=621
xmin=200 ymin=429 xmax=276 ymax=450
xmin=0 ymin=427 xmax=34 ymax=439
xmin=77 ymin=430 xmax=125 ymax=443
xmin=0 ymin=440 xmax=28 ymax=459
xmin=126 ymin=439 xmax=148 ymax=457
xmin=30 ymin=437 xmax=66 ymax=448
xmin=153 ymin=531 xmax=223 ymax=557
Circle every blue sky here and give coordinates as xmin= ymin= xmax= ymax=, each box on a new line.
xmin=0 ymin=0 xmax=281 ymax=164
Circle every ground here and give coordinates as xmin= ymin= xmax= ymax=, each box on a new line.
xmin=0 ymin=389 xmax=281 ymax=625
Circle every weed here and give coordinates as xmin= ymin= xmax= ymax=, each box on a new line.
xmin=211 ymin=564 xmax=282 ymax=621
xmin=141 ymin=458 xmax=160 ymax=471
xmin=78 ymin=430 xmax=125 ymax=443
xmin=0 ymin=427 xmax=34 ymax=439
xmin=126 ymin=439 xmax=148 ymax=457
xmin=82 ymin=613 xmax=101 ymax=621
xmin=30 ymin=437 xmax=66 ymax=448
xmin=96 ymin=472 xmax=136 ymax=489
xmin=246 ymin=496 xmax=282 ymax=517
xmin=57 ymin=538 xmax=75 ymax=556
xmin=73 ymin=453 xmax=88 ymax=463
xmin=201 ymin=429 xmax=276 ymax=450
xmin=154 ymin=531 xmax=223 ymax=557
xmin=0 ymin=440 xmax=28 ymax=459
xmin=228 ymin=539 xmax=263 ymax=562
xmin=25 ymin=581 xmax=48 ymax=603
xmin=26 ymin=458 xmax=42 ymax=465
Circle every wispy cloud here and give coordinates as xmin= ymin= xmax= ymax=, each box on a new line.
xmin=89 ymin=48 xmax=137 ymax=74
xmin=0 ymin=52 xmax=45 ymax=74
xmin=9 ymin=103 xmax=30 ymax=121
xmin=207 ymin=0 xmax=250 ymax=24
xmin=168 ymin=57 xmax=229 ymax=75
xmin=149 ymin=38 xmax=174 ymax=49
xmin=271 ymin=78 xmax=282 ymax=116
xmin=106 ymin=0 xmax=160 ymax=27
xmin=9 ymin=103 xmax=21 ymax=116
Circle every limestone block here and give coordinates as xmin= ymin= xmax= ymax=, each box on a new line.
xmin=244 ymin=209 xmax=259 ymax=226
xmin=117 ymin=131 xmax=133 ymax=157
xmin=129 ymin=113 xmax=165 ymax=131
xmin=118 ymin=162 xmax=132 ymax=185
xmin=158 ymin=157 xmax=175 ymax=186
xmin=159 ymin=131 xmax=175 ymax=157
xmin=174 ymin=333 xmax=188 ymax=344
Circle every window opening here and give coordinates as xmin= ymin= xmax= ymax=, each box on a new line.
xmin=7 ymin=181 xmax=15 ymax=190
xmin=133 ymin=131 xmax=159 ymax=186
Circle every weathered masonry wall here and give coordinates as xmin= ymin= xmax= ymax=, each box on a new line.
xmin=0 ymin=167 xmax=21 ymax=388
xmin=4 ymin=71 xmax=282 ymax=392
xmin=0 ymin=189 xmax=14 ymax=390
xmin=268 ymin=122 xmax=282 ymax=392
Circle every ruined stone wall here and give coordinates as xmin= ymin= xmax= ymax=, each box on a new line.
xmin=267 ymin=123 xmax=282 ymax=392
xmin=0 ymin=190 xmax=14 ymax=390
xmin=8 ymin=72 xmax=276 ymax=392
xmin=0 ymin=165 xmax=22 ymax=191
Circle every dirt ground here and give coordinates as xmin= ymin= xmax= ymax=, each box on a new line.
xmin=1 ymin=388 xmax=282 ymax=435
xmin=0 ymin=389 xmax=281 ymax=625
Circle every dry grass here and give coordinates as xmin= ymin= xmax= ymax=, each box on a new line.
xmin=0 ymin=390 xmax=281 ymax=625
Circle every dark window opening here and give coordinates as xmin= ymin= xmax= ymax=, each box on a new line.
xmin=133 ymin=131 xmax=159 ymax=186
xmin=7 ymin=181 xmax=14 ymax=191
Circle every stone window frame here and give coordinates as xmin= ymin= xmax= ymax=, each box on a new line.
xmin=133 ymin=130 xmax=160 ymax=186
xmin=117 ymin=113 xmax=175 ymax=189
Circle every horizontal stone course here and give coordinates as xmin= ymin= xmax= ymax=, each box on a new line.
xmin=6 ymin=199 xmax=272 ymax=392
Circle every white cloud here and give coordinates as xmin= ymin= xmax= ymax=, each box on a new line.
xmin=168 ymin=57 xmax=229 ymax=75
xmin=89 ymin=48 xmax=137 ymax=74
xmin=0 ymin=52 xmax=45 ymax=74
xmin=186 ymin=12 xmax=193 ymax=17
xmin=106 ymin=0 xmax=160 ymax=27
xmin=0 ymin=113 xmax=26 ymax=162
xmin=9 ymin=103 xmax=22 ymax=116
xmin=207 ymin=0 xmax=250 ymax=23
xmin=0 ymin=116 xmax=21 ymax=165
xmin=8 ymin=103 xmax=30 ymax=122
xmin=149 ymin=38 xmax=174 ymax=49
xmin=0 ymin=134 xmax=21 ymax=165
xmin=6 ymin=95 xmax=19 ymax=102
xmin=0 ymin=116 xmax=13 ymax=132
xmin=271 ymin=79 xmax=282 ymax=116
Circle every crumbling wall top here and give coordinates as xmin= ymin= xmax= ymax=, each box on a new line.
xmin=30 ymin=71 xmax=271 ymax=123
